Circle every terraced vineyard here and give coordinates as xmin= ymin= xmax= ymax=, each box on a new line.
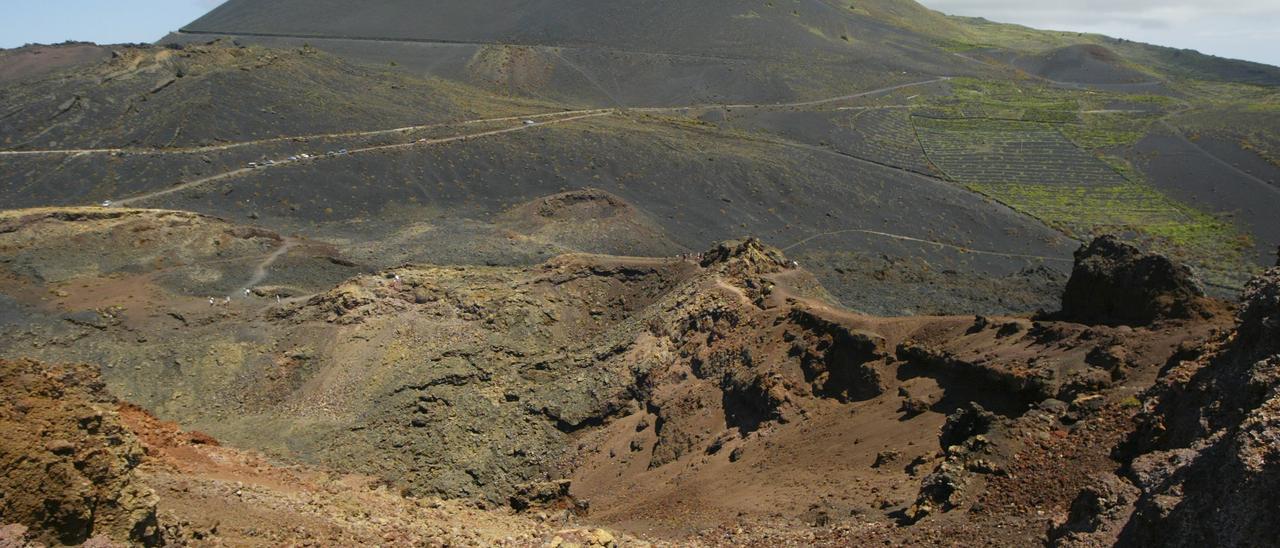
xmin=914 ymin=115 xmax=1253 ymax=289
xmin=835 ymin=107 xmax=938 ymax=174
xmin=913 ymin=117 xmax=1126 ymax=186
xmin=1060 ymin=110 xmax=1164 ymax=150
xmin=922 ymin=78 xmax=1081 ymax=123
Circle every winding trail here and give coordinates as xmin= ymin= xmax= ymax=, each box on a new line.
xmin=113 ymin=110 xmax=611 ymax=206
xmin=245 ymin=238 xmax=298 ymax=290
xmin=1 ymin=78 xmax=950 ymax=208
xmin=85 ymin=78 xmax=943 ymax=206
xmin=1 ymin=79 xmax=946 ymax=158
xmin=631 ymin=77 xmax=950 ymax=113
xmin=0 ymin=109 xmax=611 ymax=158
xmin=782 ymin=227 xmax=1073 ymax=263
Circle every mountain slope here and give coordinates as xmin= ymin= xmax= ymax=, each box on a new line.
xmin=182 ymin=0 xmax=947 ymax=59
xmin=0 ymin=42 xmax=553 ymax=150
xmin=165 ymin=0 xmax=995 ymax=106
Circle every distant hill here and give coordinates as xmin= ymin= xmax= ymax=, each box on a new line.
xmin=166 ymin=0 xmax=994 ymax=105
xmin=181 ymin=0 xmax=946 ymax=58
xmin=169 ymin=0 xmax=1280 ymax=105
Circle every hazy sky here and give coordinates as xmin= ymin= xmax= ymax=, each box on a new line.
xmin=0 ymin=1 xmax=220 ymax=47
xmin=921 ymin=0 xmax=1280 ymax=66
xmin=0 ymin=0 xmax=1276 ymax=67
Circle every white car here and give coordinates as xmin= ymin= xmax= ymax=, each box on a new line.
xmin=100 ymin=200 xmax=112 ymax=208
xmin=524 ymin=120 xmax=536 ymax=125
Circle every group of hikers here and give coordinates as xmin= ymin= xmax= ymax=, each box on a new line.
xmin=677 ymin=252 xmax=703 ymax=262
xmin=208 ymin=288 xmax=283 ymax=306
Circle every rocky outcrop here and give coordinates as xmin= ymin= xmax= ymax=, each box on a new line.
xmin=508 ymin=480 xmax=585 ymax=514
xmin=1053 ymin=268 xmax=1280 ymax=546
xmin=907 ymin=403 xmax=1007 ymax=523
xmin=787 ymin=308 xmax=887 ymax=402
xmin=699 ymin=237 xmax=790 ymax=273
xmin=1058 ymin=235 xmax=1207 ymax=326
xmin=1050 ymin=474 xmax=1140 ymax=544
xmin=0 ymin=359 xmax=163 ymax=546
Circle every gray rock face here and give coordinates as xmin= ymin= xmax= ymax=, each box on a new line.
xmin=1238 ymin=268 xmax=1280 ymax=356
xmin=1049 ymin=474 xmax=1140 ymax=544
xmin=1058 ymin=235 xmax=1206 ymax=326
xmin=1054 ymin=268 xmax=1280 ymax=547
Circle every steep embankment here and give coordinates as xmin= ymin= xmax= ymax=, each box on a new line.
xmin=1051 ymin=264 xmax=1280 ymax=547
xmin=0 ymin=206 xmax=1237 ymax=543
xmin=0 ymin=356 xmax=633 ymax=547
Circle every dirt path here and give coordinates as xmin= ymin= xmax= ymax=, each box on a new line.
xmin=98 ymin=79 xmax=947 ymax=207
xmin=782 ymin=227 xmax=1074 ymax=262
xmin=244 ymin=238 xmax=297 ymax=290
xmin=2 ymin=79 xmax=945 ymax=158
xmin=630 ymin=78 xmax=950 ymax=113
xmin=112 ymin=111 xmax=611 ymax=206
xmin=0 ymin=109 xmax=610 ymax=158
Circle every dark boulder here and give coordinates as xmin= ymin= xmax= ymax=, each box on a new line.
xmin=508 ymin=479 xmax=580 ymax=513
xmin=1048 ymin=474 xmax=1139 ymax=545
xmin=1058 ymin=235 xmax=1206 ymax=326
xmin=1054 ymin=269 xmax=1280 ymax=547
xmin=1236 ymin=268 xmax=1280 ymax=356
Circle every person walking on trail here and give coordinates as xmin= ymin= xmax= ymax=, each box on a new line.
xmin=208 ymin=297 xmax=215 ymax=307
xmin=244 ymin=288 xmax=252 ymax=298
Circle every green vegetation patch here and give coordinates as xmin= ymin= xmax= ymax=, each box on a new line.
xmin=922 ymin=79 xmax=1177 ymax=150
xmin=925 ymin=78 xmax=1080 ymax=122
xmin=910 ymin=103 xmax=1252 ymax=287
xmin=969 ymin=182 xmax=1252 ymax=287
xmin=914 ymin=116 xmax=1126 ymax=186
